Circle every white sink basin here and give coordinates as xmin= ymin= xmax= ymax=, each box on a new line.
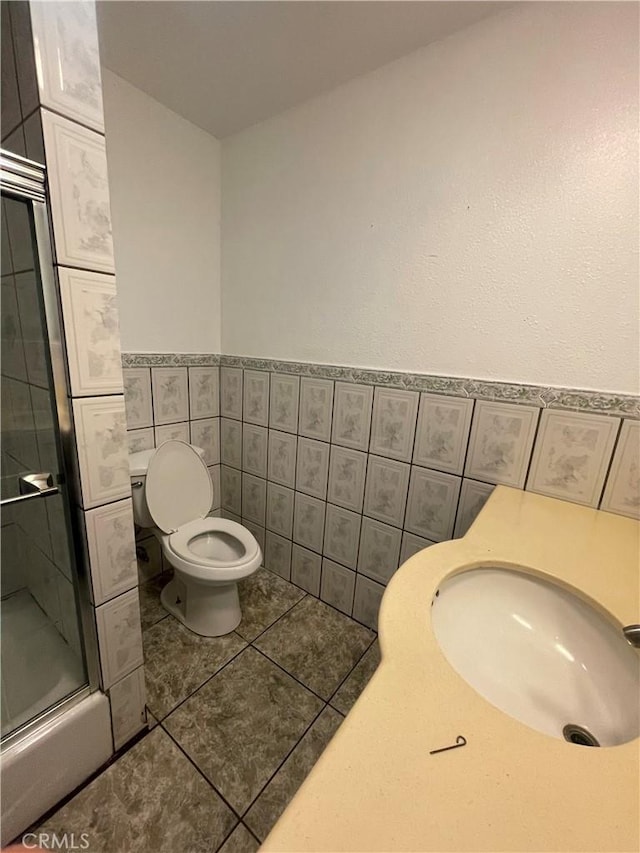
xmin=431 ymin=568 xmax=640 ymax=747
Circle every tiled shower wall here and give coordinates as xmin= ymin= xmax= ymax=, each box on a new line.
xmin=123 ymin=353 xmax=639 ymax=633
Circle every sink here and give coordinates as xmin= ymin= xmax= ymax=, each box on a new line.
xmin=431 ymin=568 xmax=640 ymax=746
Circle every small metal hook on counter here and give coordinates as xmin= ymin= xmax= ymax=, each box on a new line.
xmin=429 ymin=735 xmax=467 ymax=755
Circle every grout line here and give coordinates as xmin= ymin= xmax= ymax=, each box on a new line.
xmin=249 ymin=645 xmax=329 ymax=706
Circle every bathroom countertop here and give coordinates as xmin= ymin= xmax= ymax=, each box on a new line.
xmin=260 ymin=487 xmax=640 ymax=853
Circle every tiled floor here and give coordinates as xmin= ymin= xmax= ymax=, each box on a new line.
xmin=39 ymin=568 xmax=380 ymax=853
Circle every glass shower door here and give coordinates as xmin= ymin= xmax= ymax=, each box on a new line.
xmin=1 ymin=187 xmax=89 ymax=740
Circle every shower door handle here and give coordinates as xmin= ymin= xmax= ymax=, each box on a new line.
xmin=0 ymin=472 xmax=59 ymax=506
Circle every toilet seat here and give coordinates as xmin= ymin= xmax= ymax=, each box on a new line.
xmin=167 ymin=518 xmax=260 ymax=580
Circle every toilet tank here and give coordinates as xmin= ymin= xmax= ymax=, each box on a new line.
xmin=128 ymin=444 xmax=205 ymax=529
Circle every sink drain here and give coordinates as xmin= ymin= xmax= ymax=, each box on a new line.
xmin=562 ymin=724 xmax=600 ymax=747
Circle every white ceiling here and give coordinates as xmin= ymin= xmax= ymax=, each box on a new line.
xmin=97 ymin=1 xmax=512 ymax=139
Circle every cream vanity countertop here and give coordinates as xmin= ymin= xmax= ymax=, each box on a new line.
xmin=260 ymin=487 xmax=640 ymax=853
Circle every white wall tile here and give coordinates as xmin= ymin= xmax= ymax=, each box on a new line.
xmin=453 ymin=479 xmax=495 ymax=538
xmin=353 ymin=574 xmax=385 ymax=631
xmin=399 ymin=531 xmax=435 ymax=565
xmin=265 ymin=531 xmax=292 ymax=580
xmin=465 ymin=401 xmax=539 ymax=487
xmin=413 ymin=394 xmax=473 ymax=475
xmin=299 ymin=377 xmax=334 ymax=442
xmin=220 ymin=418 xmax=242 ymax=468
xmin=96 ymin=588 xmax=143 ymax=688
xmin=73 ymin=396 xmax=130 ymax=509
xmin=357 ymin=517 xmax=401 ymax=585
xmin=323 ymin=503 xmax=361 ymax=569
xmin=58 ymin=268 xmax=123 ymax=396
xmin=123 ymin=368 xmax=153 ymax=429
xmin=405 ymin=467 xmax=461 ymax=542
xmin=601 ymin=420 xmax=640 ymax=519
xmin=293 ymin=492 xmax=326 ymax=553
xmin=84 ymin=498 xmax=137 ymax=605
xmin=108 ymin=666 xmax=147 ymax=750
xmin=242 ymin=423 xmax=268 ymax=477
xmin=269 ymin=373 xmax=299 ymax=433
xmin=296 ymin=436 xmax=330 ymax=499
xmin=30 ymin=1 xmax=104 ymax=131
xmin=363 ymin=455 xmax=410 ymax=528
xmin=242 ymin=473 xmax=266 ymax=525
xmin=151 ymin=367 xmax=188 ymax=425
xmin=527 ymin=410 xmax=620 ymax=507
xmin=41 ymin=110 xmax=114 ymax=272
xmin=243 ymin=370 xmax=270 ymax=426
xmin=369 ymin=388 xmax=419 ymax=462
xmin=127 ymin=427 xmax=154 ymax=455
xmin=188 ymin=366 xmax=219 ymax=419
xmin=331 ymin=382 xmax=374 ymax=451
xmin=266 ymin=482 xmax=295 ymax=538
xmin=321 ymin=560 xmax=355 ymax=616
xmin=155 ymin=422 xmax=189 ymax=445
xmin=268 ymin=430 xmax=297 ymax=488
xmin=221 ymin=465 xmax=242 ymax=515
xmin=220 ymin=367 xmax=243 ymax=420
xmin=327 ymin=446 xmax=367 ymax=512
xmin=190 ymin=417 xmax=220 ymax=465
xmin=291 ymin=544 xmax=321 ymax=596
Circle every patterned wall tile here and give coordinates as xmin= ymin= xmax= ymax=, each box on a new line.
xmin=268 ymin=430 xmax=297 ymax=488
xmin=221 ymin=465 xmax=242 ymax=516
xmin=127 ymin=427 xmax=154 ymax=455
xmin=266 ymin=482 xmax=295 ymax=538
xmin=243 ymin=370 xmax=270 ymax=426
xmin=72 ymin=396 xmax=130 ymax=509
xmin=293 ymin=492 xmax=326 ymax=553
xmin=600 ymin=420 xmax=640 ymax=519
xmin=220 ymin=367 xmax=243 ymax=420
xmin=527 ymin=410 xmax=620 ymax=507
xmin=321 ymin=560 xmax=355 ymax=616
xmin=221 ymin=418 xmax=242 ymax=469
xmin=41 ymin=109 xmax=114 ymax=272
xmin=369 ymin=388 xmax=419 ymax=463
xmin=123 ymin=368 xmax=153 ymax=430
xmin=265 ymin=531 xmax=292 ymax=581
xmin=296 ymin=437 xmax=330 ymax=499
xmin=189 ymin=417 xmax=220 ymax=466
xmin=269 ymin=373 xmax=299 ymax=433
xmin=155 ymin=422 xmax=190 ymax=446
xmin=84 ymin=498 xmax=137 ymax=605
xmin=188 ymin=366 xmax=219 ymax=420
xmin=363 ymin=455 xmax=410 ymax=528
xmin=242 ymin=473 xmax=267 ymax=526
xmin=108 ymin=666 xmax=146 ymax=750
xmin=151 ymin=367 xmax=189 ymax=426
xmin=399 ymin=531 xmax=435 ymax=565
xmin=291 ymin=545 xmax=321 ymax=596
xmin=242 ymin=423 xmax=268 ymax=478
xmin=299 ymin=377 xmax=334 ymax=442
xmin=58 ymin=268 xmax=123 ymax=396
xmin=357 ymin=517 xmax=401 ymax=585
xmin=465 ymin=401 xmax=539 ymax=488
xmin=323 ymin=504 xmax=361 ymax=570
xmin=352 ymin=574 xmax=385 ymax=631
xmin=327 ymin=446 xmax=367 ymax=512
xmin=96 ymin=588 xmax=144 ymax=689
xmin=405 ymin=467 xmax=461 ymax=542
xmin=331 ymin=382 xmax=373 ymax=451
xmin=413 ymin=394 xmax=473 ymax=475
xmin=453 ymin=479 xmax=495 ymax=538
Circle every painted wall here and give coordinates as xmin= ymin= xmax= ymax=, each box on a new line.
xmin=221 ymin=2 xmax=639 ymax=394
xmin=102 ymin=70 xmax=221 ymax=354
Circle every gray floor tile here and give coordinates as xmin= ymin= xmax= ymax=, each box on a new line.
xmin=138 ymin=573 xmax=171 ymax=631
xmin=331 ymin=639 xmax=381 ymax=714
xmin=40 ymin=728 xmax=236 ymax=853
xmin=254 ymin=596 xmax=375 ymax=699
xmin=219 ymin=824 xmax=260 ymax=853
xmin=144 ymin=616 xmax=246 ymax=719
xmin=245 ymin=705 xmax=343 ymax=841
xmin=236 ymin=567 xmax=305 ymax=642
xmin=163 ymin=647 xmax=323 ymax=814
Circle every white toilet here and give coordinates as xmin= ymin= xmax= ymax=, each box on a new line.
xmin=128 ymin=440 xmax=262 ymax=637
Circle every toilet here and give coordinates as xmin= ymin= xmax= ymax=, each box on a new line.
xmin=128 ymin=440 xmax=262 ymax=637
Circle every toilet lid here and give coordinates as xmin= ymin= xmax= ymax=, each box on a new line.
xmin=145 ymin=440 xmax=213 ymax=533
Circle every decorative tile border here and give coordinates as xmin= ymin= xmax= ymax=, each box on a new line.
xmin=122 ymin=353 xmax=221 ymax=367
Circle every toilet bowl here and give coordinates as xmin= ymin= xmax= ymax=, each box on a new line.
xmin=129 ymin=440 xmax=262 ymax=636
